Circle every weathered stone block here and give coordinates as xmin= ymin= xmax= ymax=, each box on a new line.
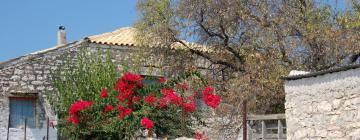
xmin=14 ymin=69 xmax=24 ymax=75
xmin=328 ymin=130 xmax=344 ymax=138
xmin=31 ymin=81 xmax=43 ymax=85
xmin=317 ymin=101 xmax=332 ymax=112
xmin=9 ymin=81 xmax=18 ymax=86
xmin=36 ymin=86 xmax=45 ymax=90
xmin=28 ymin=75 xmax=35 ymax=80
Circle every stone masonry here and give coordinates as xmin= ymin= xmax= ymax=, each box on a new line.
xmin=285 ymin=68 xmax=360 ymax=140
xmin=0 ymin=39 xmax=214 ymax=139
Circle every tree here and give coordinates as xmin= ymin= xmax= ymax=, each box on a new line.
xmin=135 ymin=0 xmax=359 ymax=113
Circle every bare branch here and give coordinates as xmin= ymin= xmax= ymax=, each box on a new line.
xmin=174 ymin=39 xmax=244 ymax=72
xmin=219 ymin=20 xmax=245 ymax=63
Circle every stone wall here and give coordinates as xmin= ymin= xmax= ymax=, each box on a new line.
xmin=0 ymin=40 xmax=213 ymax=139
xmin=0 ymin=128 xmax=57 ymax=140
xmin=285 ymin=68 xmax=360 ymax=140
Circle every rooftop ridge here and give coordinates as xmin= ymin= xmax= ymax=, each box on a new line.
xmin=86 ymin=27 xmax=217 ymax=53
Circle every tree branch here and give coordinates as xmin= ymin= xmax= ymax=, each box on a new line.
xmin=173 ymin=37 xmax=245 ymax=72
xmin=198 ymin=11 xmax=225 ymax=39
xmin=219 ymin=21 xmax=245 ymax=63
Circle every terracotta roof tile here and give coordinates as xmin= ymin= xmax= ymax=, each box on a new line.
xmin=87 ymin=27 xmax=216 ymax=53
xmin=88 ymin=27 xmax=137 ymax=46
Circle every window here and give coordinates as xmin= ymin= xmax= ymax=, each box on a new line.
xmin=141 ymin=75 xmax=162 ymax=86
xmin=9 ymin=97 xmax=36 ymax=128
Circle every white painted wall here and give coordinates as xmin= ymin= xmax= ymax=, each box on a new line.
xmin=285 ymin=68 xmax=360 ymax=139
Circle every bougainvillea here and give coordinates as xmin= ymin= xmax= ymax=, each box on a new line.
xmin=104 ymin=105 xmax=114 ymax=112
xmin=194 ymin=132 xmax=209 ymax=140
xmin=162 ymin=89 xmax=183 ymax=106
xmin=144 ymin=95 xmax=156 ymax=104
xmin=64 ymin=71 xmax=221 ymax=139
xmin=100 ymin=88 xmax=108 ymax=98
xmin=159 ymin=77 xmax=166 ymax=83
xmin=118 ymin=105 xmax=132 ymax=119
xmin=121 ymin=72 xmax=143 ymax=82
xmin=203 ymin=86 xmax=221 ymax=108
xmin=182 ymin=97 xmax=196 ymax=112
xmin=141 ymin=117 xmax=154 ymax=129
xmin=176 ymin=83 xmax=189 ymax=91
xmin=69 ymin=100 xmax=93 ymax=115
xmin=68 ymin=114 xmax=80 ymax=124
xmin=67 ymin=100 xmax=93 ymax=125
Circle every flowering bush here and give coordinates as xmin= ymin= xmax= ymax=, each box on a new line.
xmin=51 ymin=50 xmax=221 ymax=139
xmin=63 ymin=72 xmax=220 ymax=139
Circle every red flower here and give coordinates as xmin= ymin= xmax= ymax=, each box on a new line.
xmin=115 ymin=80 xmax=128 ymax=92
xmin=144 ymin=95 xmax=155 ymax=104
xmin=159 ymin=77 xmax=166 ymax=83
xmin=104 ymin=105 xmax=114 ymax=112
xmin=203 ymin=93 xmax=221 ymax=108
xmin=163 ymin=91 xmax=183 ymax=106
xmin=69 ymin=100 xmax=93 ymax=115
xmin=194 ymin=132 xmax=208 ymax=140
xmin=100 ymin=88 xmax=108 ymax=98
xmin=176 ymin=83 xmax=189 ymax=91
xmin=158 ymin=89 xmax=183 ymax=107
xmin=117 ymin=89 xmax=134 ymax=103
xmin=194 ymin=91 xmax=199 ymax=98
xmin=157 ymin=98 xmax=168 ymax=108
xmin=183 ymin=102 xmax=196 ymax=112
xmin=121 ymin=72 xmax=143 ymax=82
xmin=132 ymin=96 xmax=141 ymax=102
xmin=123 ymin=89 xmax=134 ymax=98
xmin=118 ymin=105 xmax=132 ymax=119
xmin=203 ymin=86 xmax=214 ymax=95
xmin=183 ymin=97 xmax=196 ymax=112
xmin=194 ymin=133 xmax=203 ymax=139
xmin=141 ymin=117 xmax=154 ymax=129
xmin=115 ymin=79 xmax=138 ymax=93
xmin=161 ymin=88 xmax=175 ymax=95
xmin=68 ymin=115 xmax=79 ymax=124
xmin=118 ymin=94 xmax=126 ymax=102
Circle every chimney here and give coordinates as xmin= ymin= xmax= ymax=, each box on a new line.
xmin=57 ymin=26 xmax=66 ymax=45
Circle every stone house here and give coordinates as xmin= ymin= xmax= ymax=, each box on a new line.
xmin=283 ymin=65 xmax=360 ymax=140
xmin=0 ymin=27 xmax=219 ymax=139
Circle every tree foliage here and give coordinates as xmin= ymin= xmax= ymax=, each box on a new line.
xmin=135 ymin=0 xmax=360 ymax=115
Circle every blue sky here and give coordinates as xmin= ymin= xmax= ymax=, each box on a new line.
xmin=0 ymin=0 xmax=350 ymax=62
xmin=0 ymin=0 xmax=137 ymax=61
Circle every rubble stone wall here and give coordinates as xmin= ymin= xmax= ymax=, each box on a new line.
xmin=0 ymin=40 xmax=212 ymax=139
xmin=285 ymin=68 xmax=360 ymax=140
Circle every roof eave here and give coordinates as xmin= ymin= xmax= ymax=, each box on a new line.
xmin=281 ymin=64 xmax=360 ymax=81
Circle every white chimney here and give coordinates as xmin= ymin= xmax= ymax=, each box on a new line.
xmin=57 ymin=26 xmax=66 ymax=45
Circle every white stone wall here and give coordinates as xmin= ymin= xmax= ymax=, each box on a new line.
xmin=0 ymin=128 xmax=58 ymax=140
xmin=285 ymin=68 xmax=360 ymax=140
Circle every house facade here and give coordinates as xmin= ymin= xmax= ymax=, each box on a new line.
xmin=0 ymin=27 xmax=217 ymax=139
xmin=284 ymin=66 xmax=360 ymax=140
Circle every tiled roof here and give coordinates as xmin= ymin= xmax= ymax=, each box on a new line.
xmin=88 ymin=27 xmax=137 ymax=46
xmin=87 ymin=27 xmax=217 ymax=53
